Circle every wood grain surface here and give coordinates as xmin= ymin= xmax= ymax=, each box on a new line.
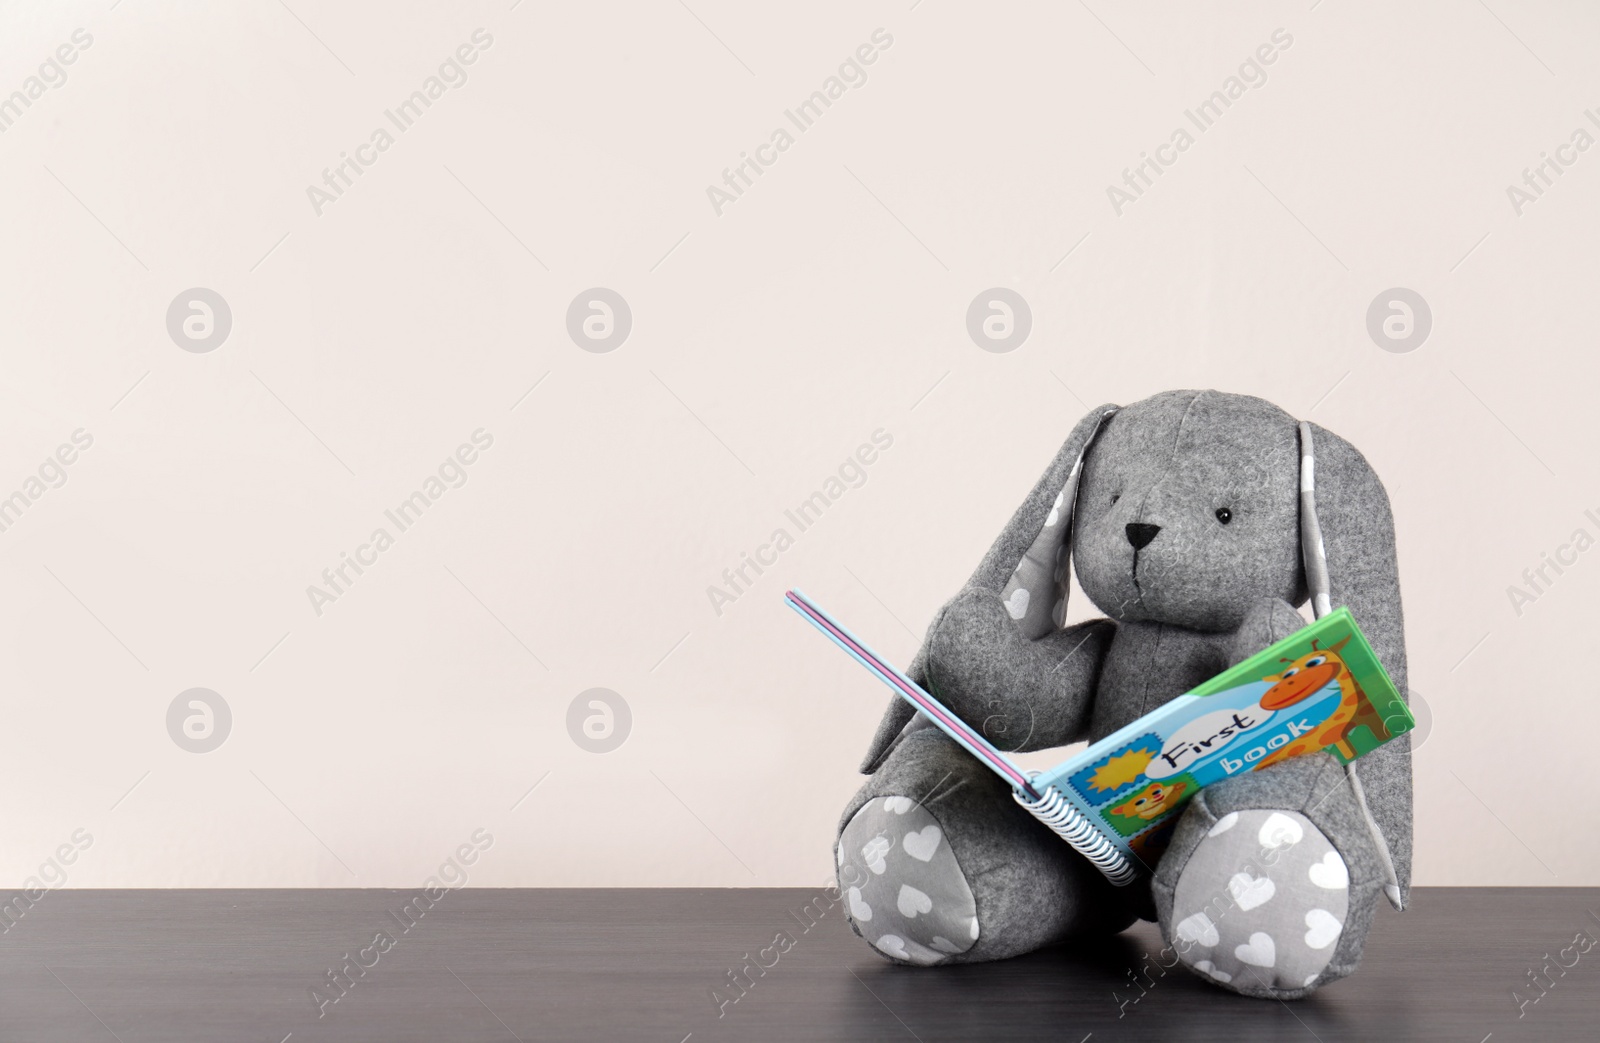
xmin=0 ymin=887 xmax=1595 ymax=1041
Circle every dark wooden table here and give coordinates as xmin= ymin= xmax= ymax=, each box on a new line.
xmin=1 ymin=888 xmax=1594 ymax=1041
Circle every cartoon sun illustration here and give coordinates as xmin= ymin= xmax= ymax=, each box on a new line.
xmin=1088 ymin=746 xmax=1154 ymax=793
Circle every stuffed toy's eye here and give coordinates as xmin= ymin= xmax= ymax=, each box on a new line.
xmin=1281 ymin=667 xmax=1299 ymax=678
xmin=1304 ymin=655 xmax=1326 ymax=668
xmin=1110 ymin=494 xmax=1120 ymax=505
xmin=1215 ymin=507 xmax=1232 ymax=524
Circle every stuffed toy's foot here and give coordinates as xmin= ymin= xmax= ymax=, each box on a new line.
xmin=838 ymin=792 xmax=978 ymax=965
xmin=1152 ymin=752 xmax=1387 ymax=999
xmin=838 ymin=727 xmax=1137 ymax=966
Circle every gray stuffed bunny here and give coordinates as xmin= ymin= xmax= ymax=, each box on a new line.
xmin=835 ymin=389 xmax=1411 ymax=1000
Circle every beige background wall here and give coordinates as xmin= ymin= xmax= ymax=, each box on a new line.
xmin=1 ymin=0 xmax=1594 ymax=888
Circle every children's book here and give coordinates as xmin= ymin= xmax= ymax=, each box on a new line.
xmin=786 ymin=589 xmax=1414 ymax=886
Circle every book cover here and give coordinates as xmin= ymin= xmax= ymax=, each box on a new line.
xmin=1032 ymin=606 xmax=1414 ymax=867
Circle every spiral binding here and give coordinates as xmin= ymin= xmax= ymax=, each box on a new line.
xmin=1013 ymin=782 xmax=1140 ymax=887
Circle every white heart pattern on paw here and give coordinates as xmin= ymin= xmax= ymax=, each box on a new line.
xmin=1003 ymin=587 xmax=1030 ymax=620
xmin=1207 ymin=811 xmax=1239 ymax=836
xmin=1308 ymin=851 xmax=1348 ymax=890
xmin=838 ymin=787 xmax=979 ymax=965
xmin=1193 ymin=959 xmax=1232 ymax=984
xmin=896 ymin=884 xmax=933 ymax=919
xmin=1175 ymin=912 xmax=1219 ymax=947
xmin=902 ymin=825 xmax=942 ymax=862
xmin=862 ymin=835 xmax=890 ymax=875
xmin=1168 ymin=808 xmax=1347 ymax=995
xmin=1234 ymin=932 xmax=1277 ymax=968
xmin=1228 ymin=871 xmax=1276 ymax=911
xmin=873 ymin=934 xmax=909 ymax=960
xmin=1304 ymin=908 xmax=1343 ymax=950
xmin=1258 ymin=812 xmax=1304 ymax=849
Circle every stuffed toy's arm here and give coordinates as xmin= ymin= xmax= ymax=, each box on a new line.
xmin=922 ymin=592 xmax=1115 ymax=754
xmin=859 ymin=406 xmax=1120 ymax=773
xmin=856 ymin=601 xmax=1113 ymax=771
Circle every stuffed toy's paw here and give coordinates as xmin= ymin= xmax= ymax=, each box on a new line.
xmin=838 ymin=792 xmax=979 ymax=966
xmin=1152 ymin=753 xmax=1386 ymax=999
xmin=920 ymin=587 xmax=1113 ymax=753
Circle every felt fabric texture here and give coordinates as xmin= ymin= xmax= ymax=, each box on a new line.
xmin=842 ymin=390 xmax=1412 ymax=1000
xmin=1070 ymin=392 xmax=1306 ymax=634
xmin=923 ymin=590 xmax=1116 ymax=753
xmin=999 ymin=410 xmax=1116 ymax=639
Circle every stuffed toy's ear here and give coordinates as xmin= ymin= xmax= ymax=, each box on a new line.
xmin=993 ymin=409 xmax=1118 ymax=639
xmin=857 ymin=404 xmax=1119 ymax=773
xmin=1303 ymin=421 xmax=1412 ymax=910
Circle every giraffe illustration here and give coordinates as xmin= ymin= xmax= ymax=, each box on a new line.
xmin=1254 ymin=635 xmax=1391 ymax=769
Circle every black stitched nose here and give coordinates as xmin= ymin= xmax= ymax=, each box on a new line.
xmin=1125 ymin=522 xmax=1161 ymax=550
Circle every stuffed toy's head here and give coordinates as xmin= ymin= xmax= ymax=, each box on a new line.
xmin=996 ymin=389 xmax=1403 ymax=653
xmin=1072 ymin=392 xmax=1305 ymax=632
